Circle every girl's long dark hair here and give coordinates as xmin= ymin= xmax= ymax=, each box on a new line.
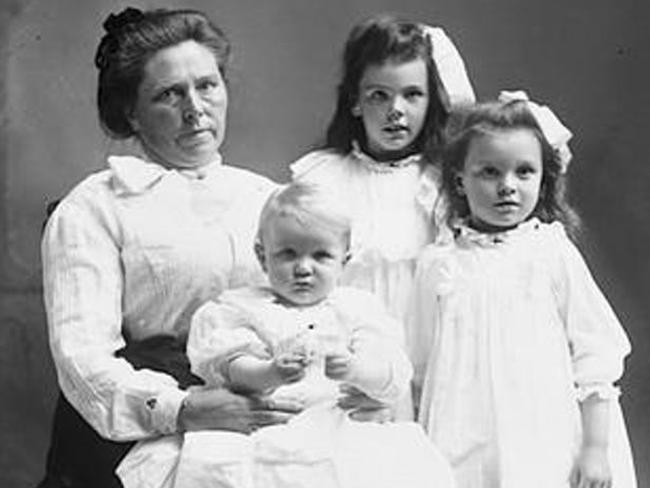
xmin=324 ymin=15 xmax=449 ymax=166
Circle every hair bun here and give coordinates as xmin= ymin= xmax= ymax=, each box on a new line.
xmin=103 ymin=7 xmax=145 ymax=34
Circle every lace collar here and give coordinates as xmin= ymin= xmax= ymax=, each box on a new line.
xmin=455 ymin=218 xmax=542 ymax=247
xmin=109 ymin=153 xmax=223 ymax=194
xmin=350 ymin=141 xmax=422 ymax=173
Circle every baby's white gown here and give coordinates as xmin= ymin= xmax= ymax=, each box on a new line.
xmin=117 ymin=286 xmax=455 ymax=488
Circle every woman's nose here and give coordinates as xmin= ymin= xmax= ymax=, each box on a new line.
xmin=182 ymin=89 xmax=204 ymax=124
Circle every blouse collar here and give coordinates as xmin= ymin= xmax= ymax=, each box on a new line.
xmin=455 ymin=217 xmax=542 ymax=247
xmin=350 ymin=140 xmax=422 ymax=173
xmin=109 ymin=153 xmax=223 ymax=194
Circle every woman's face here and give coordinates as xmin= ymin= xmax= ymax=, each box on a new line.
xmin=354 ymin=58 xmax=429 ymax=158
xmin=128 ymin=40 xmax=227 ymax=169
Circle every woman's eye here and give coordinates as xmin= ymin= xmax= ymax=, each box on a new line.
xmin=155 ymin=87 xmax=182 ymax=103
xmin=197 ymin=79 xmax=218 ymax=92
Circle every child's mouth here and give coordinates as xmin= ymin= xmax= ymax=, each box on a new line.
xmin=383 ymin=125 xmax=409 ymax=134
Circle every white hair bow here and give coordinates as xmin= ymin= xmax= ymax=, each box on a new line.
xmin=422 ymin=26 xmax=476 ymax=107
xmin=498 ymin=90 xmax=573 ymax=173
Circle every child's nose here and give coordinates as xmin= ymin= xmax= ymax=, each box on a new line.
xmin=294 ymin=259 xmax=313 ymax=276
xmin=387 ymin=97 xmax=406 ymax=121
xmin=497 ymin=176 xmax=516 ymax=196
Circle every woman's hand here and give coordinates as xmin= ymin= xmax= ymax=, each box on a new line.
xmin=337 ymin=384 xmax=392 ymax=423
xmin=177 ymin=388 xmax=302 ymax=434
xmin=569 ymin=445 xmax=612 ymax=488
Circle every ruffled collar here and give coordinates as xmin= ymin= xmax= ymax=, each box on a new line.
xmin=455 ymin=217 xmax=542 ymax=247
xmin=108 ymin=153 xmax=223 ymax=194
xmin=350 ymin=140 xmax=422 ymax=173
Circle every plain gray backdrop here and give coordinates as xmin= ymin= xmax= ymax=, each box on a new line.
xmin=1 ymin=0 xmax=648 ymax=486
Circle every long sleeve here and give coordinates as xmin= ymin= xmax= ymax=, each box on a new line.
xmin=43 ymin=186 xmax=187 ymax=441
xmin=554 ymin=231 xmax=632 ymax=401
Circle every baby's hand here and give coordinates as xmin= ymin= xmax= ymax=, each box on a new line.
xmin=325 ymin=351 xmax=353 ymax=380
xmin=272 ymin=351 xmax=308 ymax=385
xmin=569 ymin=445 xmax=612 ymax=488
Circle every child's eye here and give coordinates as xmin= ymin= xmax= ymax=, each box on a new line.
xmin=479 ymin=166 xmax=500 ymax=178
xmin=314 ymin=251 xmax=334 ymax=261
xmin=404 ymin=89 xmax=426 ymax=101
xmin=517 ymin=165 xmax=537 ymax=178
xmin=275 ymin=249 xmax=296 ymax=260
xmin=365 ymin=90 xmax=390 ymax=103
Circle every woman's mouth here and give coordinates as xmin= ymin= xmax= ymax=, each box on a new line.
xmin=177 ymin=128 xmax=214 ymax=146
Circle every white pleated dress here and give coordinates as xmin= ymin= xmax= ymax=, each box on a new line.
xmin=291 ymin=145 xmax=443 ymax=325
xmin=410 ymin=219 xmax=637 ymax=488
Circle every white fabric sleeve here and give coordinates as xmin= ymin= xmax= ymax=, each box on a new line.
xmin=187 ymin=299 xmax=271 ymax=387
xmin=554 ymin=231 xmax=632 ymax=401
xmin=42 ymin=195 xmax=187 ymax=441
xmin=339 ymin=290 xmax=413 ymax=403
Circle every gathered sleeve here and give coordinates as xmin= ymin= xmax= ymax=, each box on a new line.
xmin=187 ymin=296 xmax=271 ymax=387
xmin=553 ymin=229 xmax=632 ymax=401
xmin=335 ymin=289 xmax=413 ymax=404
xmin=42 ymin=186 xmax=187 ymax=441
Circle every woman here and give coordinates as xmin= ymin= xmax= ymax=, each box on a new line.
xmin=38 ymin=7 xmax=294 ymax=488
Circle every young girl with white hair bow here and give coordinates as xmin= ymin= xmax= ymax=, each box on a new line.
xmin=410 ymin=91 xmax=637 ymax=488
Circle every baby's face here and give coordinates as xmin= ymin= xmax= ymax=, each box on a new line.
xmin=259 ymin=215 xmax=349 ymax=307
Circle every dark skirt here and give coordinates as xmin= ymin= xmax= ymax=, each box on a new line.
xmin=37 ymin=335 xmax=204 ymax=488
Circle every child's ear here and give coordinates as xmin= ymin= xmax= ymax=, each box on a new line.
xmin=343 ymin=251 xmax=352 ymax=266
xmin=254 ymin=240 xmax=267 ymax=272
xmin=351 ymin=104 xmax=362 ymax=117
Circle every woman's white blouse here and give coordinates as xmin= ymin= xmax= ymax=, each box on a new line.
xmin=42 ymin=155 xmax=276 ymax=441
xmin=291 ymin=147 xmax=442 ymax=323
xmin=410 ymin=219 xmax=635 ymax=486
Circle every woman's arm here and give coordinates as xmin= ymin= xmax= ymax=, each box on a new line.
xmin=43 ymin=184 xmax=187 ymax=440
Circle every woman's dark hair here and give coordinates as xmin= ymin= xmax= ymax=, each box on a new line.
xmin=324 ymin=15 xmax=449 ymax=165
xmin=441 ymin=99 xmax=580 ymax=236
xmin=95 ymin=7 xmax=231 ymax=139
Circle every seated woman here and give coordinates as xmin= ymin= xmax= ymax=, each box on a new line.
xmin=38 ymin=7 xmax=291 ymax=488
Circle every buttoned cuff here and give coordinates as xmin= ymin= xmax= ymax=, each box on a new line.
xmin=147 ymin=388 xmax=190 ymax=434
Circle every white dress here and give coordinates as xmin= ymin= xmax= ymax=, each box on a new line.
xmin=290 ymin=145 xmax=443 ymax=325
xmin=410 ymin=219 xmax=637 ymax=488
xmin=42 ymin=154 xmax=275 ymax=439
xmin=117 ymin=286 xmax=455 ymax=488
